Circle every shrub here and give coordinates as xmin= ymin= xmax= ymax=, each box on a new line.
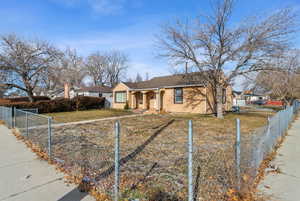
xmin=4 ymin=96 xmax=50 ymax=102
xmin=124 ymin=101 xmax=129 ymax=110
xmin=0 ymin=99 xmax=10 ymax=104
xmin=73 ymin=96 xmax=105 ymax=111
xmin=0 ymin=96 xmax=105 ymax=113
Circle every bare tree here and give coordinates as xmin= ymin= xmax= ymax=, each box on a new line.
xmin=135 ymin=73 xmax=143 ymax=82
xmin=0 ymin=71 xmax=7 ymax=98
xmin=85 ymin=51 xmax=107 ymax=86
xmin=60 ymin=48 xmax=86 ymax=88
xmin=36 ymin=61 xmax=64 ymax=96
xmin=0 ymin=34 xmax=61 ymax=102
xmin=105 ymin=50 xmax=128 ymax=87
xmin=253 ymin=50 xmax=300 ymax=104
xmin=126 ymin=77 xmax=133 ymax=82
xmin=157 ymin=0 xmax=298 ymax=118
xmin=145 ymin=72 xmax=149 ymax=81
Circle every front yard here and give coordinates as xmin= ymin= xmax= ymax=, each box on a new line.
xmin=46 ymin=109 xmax=133 ymax=123
xmin=22 ymin=108 xmax=274 ymax=200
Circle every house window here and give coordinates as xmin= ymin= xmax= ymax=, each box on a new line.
xmin=222 ymin=88 xmax=226 ymax=104
xmin=174 ymin=88 xmax=183 ymax=104
xmin=115 ymin=91 xmax=126 ymax=103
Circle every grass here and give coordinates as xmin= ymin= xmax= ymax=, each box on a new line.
xmin=46 ymin=109 xmax=133 ymax=123
xmin=170 ymin=110 xmax=274 ymax=133
xmin=259 ymin=105 xmax=284 ymax=112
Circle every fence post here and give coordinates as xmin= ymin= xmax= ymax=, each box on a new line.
xmin=235 ymin=118 xmax=241 ymax=191
xmin=267 ymin=116 xmax=270 ymax=137
xmin=188 ymin=120 xmax=194 ymax=201
xmin=13 ymin=107 xmax=16 ymax=128
xmin=278 ymin=112 xmax=281 ymax=136
xmin=114 ymin=121 xmax=120 ymax=201
xmin=48 ymin=117 xmax=52 ymax=159
xmin=26 ymin=112 xmax=28 ymax=137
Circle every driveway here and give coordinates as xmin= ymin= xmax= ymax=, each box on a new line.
xmin=0 ymin=125 xmax=95 ymax=201
xmin=258 ymin=117 xmax=300 ymax=201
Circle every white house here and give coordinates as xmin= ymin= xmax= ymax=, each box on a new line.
xmin=232 ymin=90 xmax=246 ymax=106
xmin=75 ymin=86 xmax=113 ymax=108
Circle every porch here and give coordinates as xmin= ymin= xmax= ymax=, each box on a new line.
xmin=130 ymin=89 xmax=164 ymax=111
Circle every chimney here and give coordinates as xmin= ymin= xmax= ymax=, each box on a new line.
xmin=64 ymin=83 xmax=70 ymax=99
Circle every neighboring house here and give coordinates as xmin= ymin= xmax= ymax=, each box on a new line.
xmin=232 ymin=90 xmax=246 ymax=106
xmin=112 ymin=73 xmax=233 ymax=114
xmin=33 ymin=86 xmax=79 ymax=99
xmin=75 ymin=86 xmax=113 ymax=108
xmin=243 ymin=90 xmax=269 ymax=103
xmin=37 ymin=84 xmax=113 ymax=108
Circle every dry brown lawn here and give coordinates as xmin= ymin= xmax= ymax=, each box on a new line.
xmin=25 ymin=110 xmax=274 ymax=200
xmin=46 ymin=109 xmax=133 ymax=123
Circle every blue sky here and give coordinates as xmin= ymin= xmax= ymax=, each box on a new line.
xmin=1 ymin=0 xmax=299 ymax=83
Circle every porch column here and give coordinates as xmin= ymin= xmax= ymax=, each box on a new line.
xmin=155 ymin=90 xmax=160 ymax=111
xmin=131 ymin=92 xmax=136 ymax=109
xmin=142 ymin=91 xmax=147 ymax=110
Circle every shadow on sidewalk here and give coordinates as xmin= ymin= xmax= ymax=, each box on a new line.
xmin=57 ymin=188 xmax=88 ymax=201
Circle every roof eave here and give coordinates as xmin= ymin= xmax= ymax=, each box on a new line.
xmin=163 ymin=84 xmax=205 ymax=89
xmin=129 ymin=83 xmax=205 ymax=91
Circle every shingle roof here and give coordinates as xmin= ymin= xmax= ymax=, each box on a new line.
xmin=123 ymin=73 xmax=207 ymax=90
xmin=76 ymin=86 xmax=112 ymax=93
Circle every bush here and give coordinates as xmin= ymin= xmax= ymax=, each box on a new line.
xmin=124 ymin=101 xmax=129 ymax=110
xmin=0 ymin=96 xmax=105 ymax=113
xmin=73 ymin=96 xmax=105 ymax=111
xmin=0 ymin=99 xmax=10 ymax=104
xmin=3 ymin=96 xmax=50 ymax=102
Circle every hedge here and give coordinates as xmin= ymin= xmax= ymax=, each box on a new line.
xmin=0 ymin=96 xmax=105 ymax=113
xmin=0 ymin=96 xmax=50 ymax=103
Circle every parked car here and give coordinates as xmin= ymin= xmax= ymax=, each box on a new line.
xmin=232 ymin=106 xmax=240 ymax=113
xmin=252 ymin=99 xmax=267 ymax=105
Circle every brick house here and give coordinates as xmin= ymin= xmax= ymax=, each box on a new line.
xmin=112 ymin=73 xmax=233 ymax=114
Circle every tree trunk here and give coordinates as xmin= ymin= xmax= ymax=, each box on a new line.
xmin=216 ymin=86 xmax=224 ymax=119
xmin=27 ymin=90 xmax=34 ymax=103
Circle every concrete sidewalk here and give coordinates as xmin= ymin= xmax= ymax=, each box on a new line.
xmin=0 ymin=125 xmax=95 ymax=201
xmin=259 ymin=117 xmax=300 ymax=201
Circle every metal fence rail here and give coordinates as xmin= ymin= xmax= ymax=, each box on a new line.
xmin=0 ymin=101 xmax=299 ymax=200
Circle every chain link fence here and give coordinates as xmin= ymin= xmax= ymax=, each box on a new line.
xmin=7 ymin=108 xmax=52 ymax=156
xmin=0 ymin=106 xmax=13 ymax=128
xmin=239 ymin=101 xmax=300 ymax=190
xmin=0 ymin=101 xmax=299 ymax=200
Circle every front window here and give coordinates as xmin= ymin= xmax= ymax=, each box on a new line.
xmin=174 ymin=88 xmax=183 ymax=104
xmin=115 ymin=91 xmax=126 ymax=103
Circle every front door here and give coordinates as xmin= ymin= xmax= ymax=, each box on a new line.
xmin=135 ymin=92 xmax=143 ymax=109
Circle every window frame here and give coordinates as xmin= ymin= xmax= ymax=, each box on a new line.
xmin=174 ymin=88 xmax=183 ymax=104
xmin=114 ymin=91 xmax=127 ymax=103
